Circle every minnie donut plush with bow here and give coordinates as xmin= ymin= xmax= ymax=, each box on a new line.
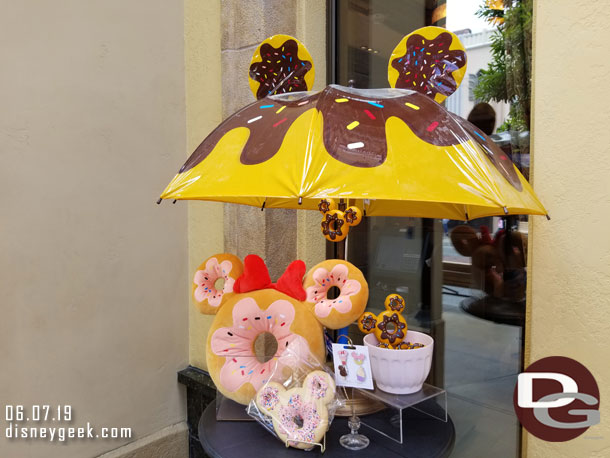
xmin=193 ymin=254 xmax=368 ymax=405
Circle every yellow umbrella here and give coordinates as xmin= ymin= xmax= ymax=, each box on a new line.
xmin=160 ymin=28 xmax=546 ymax=221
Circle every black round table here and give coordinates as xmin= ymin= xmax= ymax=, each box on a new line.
xmin=199 ymin=401 xmax=455 ymax=458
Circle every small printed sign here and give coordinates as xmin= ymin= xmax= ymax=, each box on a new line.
xmin=331 ymin=343 xmax=374 ymax=390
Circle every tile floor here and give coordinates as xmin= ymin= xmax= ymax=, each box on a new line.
xmin=443 ymin=287 xmax=522 ymax=457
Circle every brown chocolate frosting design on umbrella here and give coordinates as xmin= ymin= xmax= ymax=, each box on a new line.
xmin=391 ymin=32 xmax=466 ymax=99
xmin=179 ymin=92 xmax=319 ymax=171
xmin=249 ymin=39 xmax=312 ymax=100
xmin=177 ymin=85 xmax=522 ymax=190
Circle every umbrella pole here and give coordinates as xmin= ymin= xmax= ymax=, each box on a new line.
xmin=332 ymin=201 xmax=383 ymax=424
xmin=335 ymin=199 xmax=348 ymax=344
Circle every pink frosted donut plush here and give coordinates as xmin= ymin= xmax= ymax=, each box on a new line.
xmin=192 ymin=254 xmax=243 ymax=314
xmin=303 ymin=259 xmax=369 ymax=329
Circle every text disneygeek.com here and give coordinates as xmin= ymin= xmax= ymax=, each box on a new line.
xmin=3 ymin=405 xmax=132 ymax=443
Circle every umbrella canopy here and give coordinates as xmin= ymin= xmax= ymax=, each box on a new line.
xmin=160 ymin=28 xmax=546 ymax=220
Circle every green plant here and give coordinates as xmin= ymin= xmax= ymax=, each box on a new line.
xmin=474 ymin=0 xmax=532 ymax=132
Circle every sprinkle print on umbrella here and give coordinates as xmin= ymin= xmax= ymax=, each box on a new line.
xmin=176 ymin=85 xmax=521 ymax=188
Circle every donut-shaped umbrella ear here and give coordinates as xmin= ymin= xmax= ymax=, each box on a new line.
xmin=248 ymin=34 xmax=315 ymax=100
xmin=192 ymin=253 xmax=244 ymax=314
xmin=388 ymin=26 xmax=467 ymax=103
xmin=303 ymin=259 xmax=369 ymax=329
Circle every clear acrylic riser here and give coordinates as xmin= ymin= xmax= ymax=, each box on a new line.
xmin=215 ymin=392 xmax=253 ymax=421
xmin=354 ymin=382 xmax=447 ymax=444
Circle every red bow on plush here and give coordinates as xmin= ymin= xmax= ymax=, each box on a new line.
xmin=234 ymin=254 xmax=307 ymax=301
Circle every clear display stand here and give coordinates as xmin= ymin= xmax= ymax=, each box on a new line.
xmin=355 ymin=382 xmax=447 ymax=444
xmin=215 ymin=392 xmax=253 ymax=421
xmin=339 ymin=387 xmax=370 ymax=450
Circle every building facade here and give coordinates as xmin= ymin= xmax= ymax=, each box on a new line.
xmin=2 ymin=1 xmax=609 ymax=457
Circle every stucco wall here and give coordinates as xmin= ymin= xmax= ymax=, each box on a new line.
xmin=185 ymin=0 xmax=225 ymax=370
xmin=526 ymin=1 xmax=610 ymax=456
xmin=0 ymin=2 xmax=188 ymax=457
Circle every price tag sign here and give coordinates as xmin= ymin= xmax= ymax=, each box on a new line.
xmin=331 ymin=343 xmax=374 ymax=390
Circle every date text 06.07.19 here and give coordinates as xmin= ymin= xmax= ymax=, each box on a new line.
xmin=5 ymin=405 xmax=72 ymax=422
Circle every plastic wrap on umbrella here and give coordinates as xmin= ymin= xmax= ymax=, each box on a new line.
xmin=160 ymin=27 xmax=546 ymax=220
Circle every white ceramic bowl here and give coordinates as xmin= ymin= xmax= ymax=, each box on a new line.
xmin=363 ymin=331 xmax=434 ymax=394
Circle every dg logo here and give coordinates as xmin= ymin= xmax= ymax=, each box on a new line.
xmin=513 ymin=356 xmax=600 ymax=442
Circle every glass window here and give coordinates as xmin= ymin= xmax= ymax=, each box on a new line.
xmin=329 ymin=1 xmax=532 ymax=456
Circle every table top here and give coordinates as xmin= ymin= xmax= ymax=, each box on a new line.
xmin=199 ymin=400 xmax=455 ymax=458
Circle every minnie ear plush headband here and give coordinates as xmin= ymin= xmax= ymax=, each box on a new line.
xmin=234 ymin=254 xmax=307 ymax=301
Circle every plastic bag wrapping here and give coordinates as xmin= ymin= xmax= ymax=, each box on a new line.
xmin=246 ymin=343 xmax=343 ymax=451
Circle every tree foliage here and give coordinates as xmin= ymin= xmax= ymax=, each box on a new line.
xmin=474 ymin=0 xmax=532 ymax=132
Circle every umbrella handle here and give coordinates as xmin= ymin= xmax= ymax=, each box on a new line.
xmin=337 ymin=326 xmax=350 ymax=344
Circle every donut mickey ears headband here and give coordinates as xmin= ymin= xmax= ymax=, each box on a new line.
xmin=234 ymin=254 xmax=307 ymax=301
xmin=248 ymin=27 xmax=467 ymax=103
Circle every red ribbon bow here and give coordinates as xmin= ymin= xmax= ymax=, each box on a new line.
xmin=234 ymin=254 xmax=307 ymax=301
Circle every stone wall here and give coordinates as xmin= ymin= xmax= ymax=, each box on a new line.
xmin=221 ymin=0 xmax=299 ymax=279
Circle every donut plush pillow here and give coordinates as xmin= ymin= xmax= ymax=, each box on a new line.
xmin=303 ymin=259 xmax=369 ymax=329
xmin=192 ymin=253 xmax=244 ymax=314
xmin=196 ymin=254 xmax=368 ymax=405
xmin=207 ymin=289 xmax=325 ymax=405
